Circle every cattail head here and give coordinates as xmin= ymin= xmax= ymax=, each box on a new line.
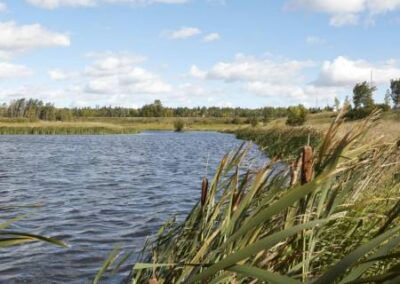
xmin=201 ymin=177 xmax=209 ymax=207
xmin=149 ymin=278 xmax=158 ymax=284
xmin=301 ymin=145 xmax=313 ymax=185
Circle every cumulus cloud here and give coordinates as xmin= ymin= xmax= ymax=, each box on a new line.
xmin=164 ymin=27 xmax=202 ymax=39
xmin=0 ymin=21 xmax=70 ymax=59
xmin=83 ymin=52 xmax=171 ymax=94
xmin=285 ymin=0 xmax=400 ymax=26
xmin=26 ymin=0 xmax=187 ymax=9
xmin=203 ymin=33 xmax=220 ymax=42
xmin=188 ymin=53 xmax=334 ymax=105
xmin=315 ymin=56 xmax=400 ymax=87
xmin=0 ymin=62 xmax=33 ymax=78
xmin=190 ymin=54 xmax=315 ymax=83
xmin=48 ymin=69 xmax=77 ymax=80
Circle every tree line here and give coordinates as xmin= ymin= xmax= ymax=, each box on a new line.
xmin=0 ymin=98 xmax=290 ymax=121
xmin=0 ymin=78 xmax=399 ymax=122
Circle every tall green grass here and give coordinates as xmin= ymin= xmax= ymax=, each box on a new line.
xmin=235 ymin=126 xmax=323 ymax=159
xmin=95 ymin=110 xmax=400 ymax=283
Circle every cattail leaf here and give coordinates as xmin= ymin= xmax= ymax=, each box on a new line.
xmin=0 ymin=231 xmax=67 ymax=248
xmin=314 ymin=226 xmax=400 ymax=284
xmin=339 ymin=234 xmax=400 ymax=284
xmin=227 ymin=265 xmax=302 ymax=284
xmin=187 ymin=219 xmax=331 ymax=283
xmin=0 ymin=237 xmax=35 ymax=248
xmin=93 ymin=246 xmax=121 ymax=284
xmin=0 ymin=215 xmax=27 ymax=230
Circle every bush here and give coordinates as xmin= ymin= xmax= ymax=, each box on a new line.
xmin=173 ymin=119 xmax=185 ymax=132
xmin=249 ymin=116 xmax=258 ymax=127
xmin=345 ymin=107 xmax=374 ymax=120
xmin=286 ymin=105 xmax=307 ymax=126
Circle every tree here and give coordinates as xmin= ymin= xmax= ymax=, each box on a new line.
xmin=286 ymin=105 xmax=307 ymax=126
xmin=390 ymin=78 xmax=400 ymax=109
xmin=353 ymin=81 xmax=375 ymax=110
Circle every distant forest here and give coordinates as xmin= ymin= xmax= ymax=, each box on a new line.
xmin=0 ymin=98 xmax=327 ymax=121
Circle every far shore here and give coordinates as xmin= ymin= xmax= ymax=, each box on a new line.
xmin=0 ymin=112 xmax=398 ymax=144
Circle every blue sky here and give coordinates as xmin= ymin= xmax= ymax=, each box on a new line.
xmin=1 ymin=0 xmax=400 ymax=108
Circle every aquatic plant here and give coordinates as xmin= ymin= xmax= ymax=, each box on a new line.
xmin=174 ymin=119 xmax=185 ymax=132
xmin=96 ymin=110 xmax=400 ymax=283
xmin=235 ymin=126 xmax=323 ymax=159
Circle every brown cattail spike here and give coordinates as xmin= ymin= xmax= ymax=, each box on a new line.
xmin=201 ymin=177 xmax=209 ymax=207
xmin=301 ymin=146 xmax=313 ymax=185
xmin=149 ymin=278 xmax=158 ymax=284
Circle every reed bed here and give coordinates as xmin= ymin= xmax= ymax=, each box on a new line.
xmin=235 ymin=126 xmax=323 ymax=159
xmin=0 ymin=125 xmax=139 ymax=135
xmin=97 ymin=109 xmax=399 ymax=284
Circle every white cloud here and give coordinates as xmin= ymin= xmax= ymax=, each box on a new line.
xmin=0 ymin=21 xmax=70 ymax=59
xmin=203 ymin=32 xmax=220 ymax=42
xmin=26 ymin=0 xmax=187 ymax=9
xmin=165 ymin=27 xmax=202 ymax=39
xmin=286 ymin=0 xmax=400 ymax=26
xmin=190 ymin=53 xmax=314 ymax=83
xmin=329 ymin=13 xmax=359 ymax=26
xmin=315 ymin=56 xmax=400 ymax=87
xmin=26 ymin=0 xmax=96 ymax=9
xmin=0 ymin=62 xmax=32 ymax=78
xmin=48 ymin=69 xmax=77 ymax=80
xmin=84 ymin=52 xmax=171 ymax=94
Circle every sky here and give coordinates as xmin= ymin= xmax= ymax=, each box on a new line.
xmin=1 ymin=0 xmax=400 ymax=108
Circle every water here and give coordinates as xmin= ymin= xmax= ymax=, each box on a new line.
xmin=0 ymin=132 xmax=266 ymax=283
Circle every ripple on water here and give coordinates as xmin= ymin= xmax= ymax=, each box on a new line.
xmin=0 ymin=132 xmax=266 ymax=283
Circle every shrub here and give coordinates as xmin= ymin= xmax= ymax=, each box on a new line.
xmin=286 ymin=105 xmax=307 ymax=126
xmin=249 ymin=116 xmax=258 ymax=127
xmin=173 ymin=119 xmax=185 ymax=132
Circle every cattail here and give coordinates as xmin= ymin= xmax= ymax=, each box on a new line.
xmin=290 ymin=153 xmax=303 ymax=187
xmin=149 ymin=278 xmax=158 ymax=284
xmin=201 ymin=177 xmax=209 ymax=207
xmin=301 ymin=146 xmax=313 ymax=185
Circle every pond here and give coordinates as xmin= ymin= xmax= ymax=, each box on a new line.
xmin=0 ymin=132 xmax=266 ymax=283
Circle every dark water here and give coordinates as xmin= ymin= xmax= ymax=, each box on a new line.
xmin=0 ymin=132 xmax=266 ymax=283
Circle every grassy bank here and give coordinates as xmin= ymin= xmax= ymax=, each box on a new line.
xmin=94 ymin=111 xmax=400 ymax=283
xmin=0 ymin=117 xmax=244 ymax=135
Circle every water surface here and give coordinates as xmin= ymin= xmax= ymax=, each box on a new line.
xmin=0 ymin=132 xmax=265 ymax=283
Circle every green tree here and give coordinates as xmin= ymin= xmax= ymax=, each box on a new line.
xmin=286 ymin=105 xmax=307 ymax=126
xmin=390 ymin=78 xmax=400 ymax=109
xmin=353 ymin=81 xmax=375 ymax=110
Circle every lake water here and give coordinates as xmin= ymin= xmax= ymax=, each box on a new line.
xmin=0 ymin=132 xmax=266 ymax=283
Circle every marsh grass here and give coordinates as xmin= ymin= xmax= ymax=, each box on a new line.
xmin=0 ymin=117 xmax=244 ymax=135
xmin=235 ymin=126 xmax=323 ymax=159
xmin=93 ymin=109 xmax=400 ymax=284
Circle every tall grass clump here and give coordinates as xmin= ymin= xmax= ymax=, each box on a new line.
xmin=97 ymin=110 xmax=399 ymax=283
xmin=174 ymin=119 xmax=185 ymax=132
xmin=236 ymin=126 xmax=323 ymax=159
